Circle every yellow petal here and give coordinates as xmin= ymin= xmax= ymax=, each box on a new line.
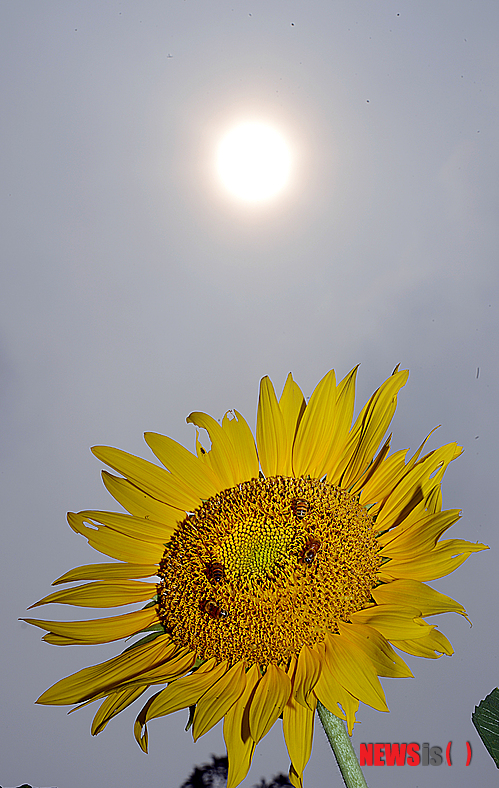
xmin=36 ymin=634 xmax=175 ymax=705
xmin=350 ymin=435 xmax=392 ymax=495
xmin=134 ymin=697 xmax=153 ymax=751
xmin=41 ymin=634 xmax=83 ymax=645
xmin=283 ymin=690 xmax=315 ymax=777
xmin=122 ymin=648 xmax=197 ymax=688
xmin=25 ymin=607 xmax=158 ymax=646
xmin=53 ymin=562 xmax=158 ymax=585
xmin=358 ymin=427 xmax=440 ymax=507
xmin=378 ymin=508 xmax=461 ymax=554
xmin=249 ymin=663 xmax=291 ymax=743
xmin=358 ymin=447 xmax=408 ymax=505
xmin=133 ymin=657 xmax=217 ymax=752
xmin=321 ymin=366 xmax=358 ymax=481
xmin=144 ymin=432 xmax=222 ymax=498
xmin=292 ymin=369 xmax=337 ymax=477
xmin=224 ymin=664 xmax=260 ymax=788
xmin=312 ymin=645 xmax=357 ymax=734
xmin=380 ymin=539 xmax=488 ymax=582
xmin=293 ymin=644 xmax=322 ymax=710
xmin=385 ymin=517 xmax=488 ymax=576
xmin=286 ymin=654 xmax=297 ymax=683
xmin=92 ymin=446 xmax=200 ymax=511
xmin=392 ymin=628 xmax=454 ymax=658
xmin=337 ymin=622 xmax=413 ymax=678
xmin=221 ymin=410 xmax=259 ymax=482
xmin=288 ymin=763 xmax=303 ymax=788
xmin=425 ymin=483 xmax=442 ymax=514
xmin=192 ymin=660 xmax=246 ymax=741
xmin=372 ymin=579 xmax=466 ymax=617
xmin=375 ymin=443 xmax=462 ymax=533
xmin=101 ymin=471 xmax=184 ymax=526
xmin=91 ymin=685 xmax=147 ymax=735
xmin=135 ymin=659 xmax=227 ymax=750
xmin=28 ymin=580 xmax=158 ymax=609
xmin=256 ymin=377 xmax=287 ymax=477
xmin=279 ymin=373 xmax=306 ymax=475
xmin=331 ymin=368 xmax=409 ymax=489
xmin=312 ymin=678 xmax=350 ymax=729
xmin=75 ymin=510 xmax=174 ymax=544
xmin=323 ymin=632 xmax=389 ymax=712
xmin=350 ymin=605 xmax=432 ymax=640
xmin=375 ymin=497 xmax=432 ymax=546
xmin=67 ymin=512 xmax=164 ymax=564
xmin=186 ymin=412 xmax=240 ymax=487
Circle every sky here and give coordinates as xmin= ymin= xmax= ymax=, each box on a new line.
xmin=1 ymin=1 xmax=498 ymax=787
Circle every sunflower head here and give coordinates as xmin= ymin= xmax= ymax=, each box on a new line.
xmin=157 ymin=476 xmax=380 ymax=667
xmin=26 ymin=366 xmax=488 ymax=788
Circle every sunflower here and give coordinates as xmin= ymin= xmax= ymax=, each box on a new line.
xmin=26 ymin=367 xmax=487 ymax=788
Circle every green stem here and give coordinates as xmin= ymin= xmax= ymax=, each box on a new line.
xmin=317 ymin=701 xmax=369 ymax=788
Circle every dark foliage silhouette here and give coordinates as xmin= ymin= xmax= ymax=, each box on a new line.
xmin=179 ymin=754 xmax=292 ymax=788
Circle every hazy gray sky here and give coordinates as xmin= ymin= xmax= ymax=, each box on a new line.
xmin=1 ymin=2 xmax=498 ymax=787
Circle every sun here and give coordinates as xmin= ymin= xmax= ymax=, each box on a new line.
xmin=216 ymin=122 xmax=292 ymax=202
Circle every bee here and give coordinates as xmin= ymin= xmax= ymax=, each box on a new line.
xmin=291 ymin=497 xmax=310 ymax=519
xmin=199 ymin=599 xmax=227 ymax=620
xmin=300 ymin=538 xmax=321 ymax=565
xmin=204 ymin=561 xmax=225 ymax=584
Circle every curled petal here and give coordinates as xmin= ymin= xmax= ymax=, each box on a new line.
xmin=91 ymin=685 xmax=147 ymax=735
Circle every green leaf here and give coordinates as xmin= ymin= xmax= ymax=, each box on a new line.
xmin=141 ymin=622 xmax=165 ymax=633
xmin=120 ymin=630 xmax=164 ymax=654
xmin=141 ymin=595 xmax=159 ymax=609
xmin=472 ymin=688 xmax=499 ymax=768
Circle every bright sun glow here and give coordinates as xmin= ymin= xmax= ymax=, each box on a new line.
xmin=217 ymin=122 xmax=292 ymax=202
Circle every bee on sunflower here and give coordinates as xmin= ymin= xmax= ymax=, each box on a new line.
xmin=25 ymin=366 xmax=487 ymax=788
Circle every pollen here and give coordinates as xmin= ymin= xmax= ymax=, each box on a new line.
xmin=157 ymin=477 xmax=380 ymax=667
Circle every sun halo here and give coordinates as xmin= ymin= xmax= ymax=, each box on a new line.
xmin=216 ymin=122 xmax=292 ymax=202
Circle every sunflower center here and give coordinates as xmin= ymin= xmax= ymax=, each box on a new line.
xmin=157 ymin=476 xmax=380 ymax=667
xmin=220 ymin=504 xmax=297 ymax=578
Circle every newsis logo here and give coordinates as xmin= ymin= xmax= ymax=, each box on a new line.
xmin=358 ymin=741 xmax=472 ymax=766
